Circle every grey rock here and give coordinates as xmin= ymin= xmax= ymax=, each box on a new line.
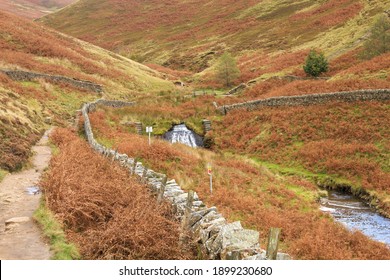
xmin=5 ymin=217 xmax=30 ymax=225
xmin=244 ymin=250 xmax=267 ymax=260
xmin=209 ymin=221 xmax=243 ymax=257
xmin=200 ymin=217 xmax=227 ymax=244
xmin=192 ymin=211 xmax=223 ymax=235
xmin=5 ymin=217 xmax=30 ymax=231
xmin=172 ymin=192 xmax=199 ymax=204
xmin=276 ymin=253 xmax=292 ymax=260
xmin=164 ymin=189 xmax=185 ymax=198
xmin=189 ymin=207 xmax=217 ymax=227
xmin=223 ymin=248 xmax=260 ymax=260
xmin=219 ymin=228 xmax=260 ymax=260
xmin=166 ymin=179 xmax=177 ymax=185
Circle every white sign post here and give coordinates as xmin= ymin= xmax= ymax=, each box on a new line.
xmin=207 ymin=163 xmax=212 ymax=195
xmin=146 ymin=126 xmax=153 ymax=146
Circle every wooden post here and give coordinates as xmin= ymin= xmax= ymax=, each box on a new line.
xmin=266 ymin=228 xmax=281 ymax=260
xmin=131 ymin=160 xmax=138 ymax=175
xmin=181 ymin=190 xmax=194 ymax=229
xmin=112 ymin=148 xmax=118 ymax=163
xmin=157 ymin=176 xmax=168 ymax=204
xmin=179 ymin=190 xmax=194 ymax=244
xmin=141 ymin=167 xmax=148 ymax=183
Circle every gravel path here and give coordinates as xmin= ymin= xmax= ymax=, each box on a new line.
xmin=0 ymin=129 xmax=52 ymax=260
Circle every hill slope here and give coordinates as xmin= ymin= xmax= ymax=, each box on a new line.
xmin=40 ymin=0 xmax=389 ymax=74
xmin=0 ymin=0 xmax=75 ymax=19
xmin=0 ymin=10 xmax=174 ymax=173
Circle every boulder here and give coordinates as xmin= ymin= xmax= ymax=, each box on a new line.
xmin=276 ymin=252 xmax=292 ymax=260
xmin=5 ymin=217 xmax=30 ymax=231
xmin=210 ymin=221 xmax=261 ymax=259
xmin=200 ymin=217 xmax=227 ymax=244
xmin=189 ymin=207 xmax=218 ymax=229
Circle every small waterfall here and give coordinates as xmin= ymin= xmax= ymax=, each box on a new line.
xmin=163 ymin=124 xmax=203 ymax=148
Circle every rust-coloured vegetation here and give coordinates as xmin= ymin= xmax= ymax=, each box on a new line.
xmin=88 ymin=108 xmax=390 ymax=259
xmin=289 ymin=0 xmax=363 ymax=28
xmin=215 ymin=101 xmax=390 ymax=215
xmin=41 ymin=128 xmax=196 ymax=260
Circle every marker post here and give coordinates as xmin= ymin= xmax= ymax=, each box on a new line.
xmin=146 ymin=126 xmax=153 ymax=145
xmin=207 ymin=163 xmax=212 ymax=195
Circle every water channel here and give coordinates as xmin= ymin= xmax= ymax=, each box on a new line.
xmin=320 ymin=190 xmax=390 ymax=247
xmin=163 ymin=124 xmax=204 ymax=148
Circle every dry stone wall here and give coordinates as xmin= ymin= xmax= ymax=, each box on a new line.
xmin=1 ymin=69 xmax=103 ymax=93
xmin=81 ymin=99 xmax=290 ymax=260
xmin=218 ymin=89 xmax=390 ymax=114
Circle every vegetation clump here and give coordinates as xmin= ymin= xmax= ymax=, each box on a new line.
xmin=362 ymin=14 xmax=390 ymax=59
xmin=215 ymin=52 xmax=241 ymax=87
xmin=303 ymin=49 xmax=329 ymax=77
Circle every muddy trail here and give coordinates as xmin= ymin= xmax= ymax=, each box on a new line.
xmin=0 ymin=129 xmax=52 ymax=260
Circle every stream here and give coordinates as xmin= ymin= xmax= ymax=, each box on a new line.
xmin=320 ymin=190 xmax=390 ymax=247
xmin=163 ymin=124 xmax=203 ymax=148
xmin=164 ymin=124 xmax=390 ymax=247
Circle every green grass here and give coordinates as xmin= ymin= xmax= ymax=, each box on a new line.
xmin=96 ymin=136 xmax=115 ymax=148
xmin=0 ymin=169 xmax=8 ymax=182
xmin=34 ymin=200 xmax=80 ymax=260
xmin=248 ymin=157 xmax=389 ymax=213
xmin=251 ymin=157 xmax=354 ymax=187
xmin=285 ymin=183 xmax=318 ymax=202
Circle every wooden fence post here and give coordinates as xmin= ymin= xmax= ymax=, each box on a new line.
xmin=141 ymin=167 xmax=148 ymax=183
xmin=179 ymin=190 xmax=194 ymax=243
xmin=266 ymin=228 xmax=281 ymax=260
xmin=181 ymin=190 xmax=194 ymax=229
xmin=131 ymin=160 xmax=138 ymax=175
xmin=112 ymin=148 xmax=118 ymax=163
xmin=157 ymin=176 xmax=168 ymax=203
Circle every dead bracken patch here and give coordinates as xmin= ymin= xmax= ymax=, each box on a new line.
xmin=41 ymin=128 xmax=196 ymax=260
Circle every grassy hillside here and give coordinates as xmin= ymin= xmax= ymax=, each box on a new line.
xmin=0 ymin=10 xmax=174 ymax=173
xmin=0 ymin=0 xmax=75 ymax=19
xmin=40 ymin=0 xmax=389 ymax=78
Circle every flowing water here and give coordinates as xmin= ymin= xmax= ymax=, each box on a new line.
xmin=163 ymin=124 xmax=203 ymax=148
xmin=320 ymin=190 xmax=390 ymax=247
